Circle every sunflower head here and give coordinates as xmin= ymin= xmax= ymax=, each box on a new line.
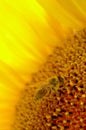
xmin=1 ymin=0 xmax=86 ymax=130
xmin=12 ymin=28 xmax=86 ymax=130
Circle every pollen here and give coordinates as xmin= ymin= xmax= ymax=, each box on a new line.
xmin=46 ymin=115 xmax=51 ymax=120
xmin=82 ymin=94 xmax=86 ymax=98
xmin=80 ymin=118 xmax=83 ymax=122
xmin=12 ymin=28 xmax=86 ymax=130
xmin=80 ymin=102 xmax=84 ymax=106
xmin=63 ymin=120 xmax=67 ymax=124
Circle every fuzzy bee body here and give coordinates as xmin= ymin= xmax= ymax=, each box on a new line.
xmin=35 ymin=76 xmax=64 ymax=101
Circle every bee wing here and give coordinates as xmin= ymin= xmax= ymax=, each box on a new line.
xmin=35 ymin=87 xmax=48 ymax=100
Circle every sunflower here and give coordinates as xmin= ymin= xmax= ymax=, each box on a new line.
xmin=0 ymin=0 xmax=86 ymax=130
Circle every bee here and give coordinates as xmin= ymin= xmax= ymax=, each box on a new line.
xmin=35 ymin=76 xmax=64 ymax=100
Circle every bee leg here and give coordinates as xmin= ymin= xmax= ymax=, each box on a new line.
xmin=46 ymin=89 xmax=51 ymax=97
xmin=52 ymin=87 xmax=56 ymax=91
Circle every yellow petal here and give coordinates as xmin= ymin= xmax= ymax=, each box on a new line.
xmin=0 ymin=0 xmax=86 ymax=130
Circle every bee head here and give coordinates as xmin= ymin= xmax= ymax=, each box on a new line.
xmin=49 ymin=76 xmax=64 ymax=87
xmin=49 ymin=76 xmax=59 ymax=86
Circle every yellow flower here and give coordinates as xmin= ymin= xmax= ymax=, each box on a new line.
xmin=0 ymin=0 xmax=86 ymax=130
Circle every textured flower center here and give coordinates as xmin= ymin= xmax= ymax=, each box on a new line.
xmin=12 ymin=28 xmax=86 ymax=130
